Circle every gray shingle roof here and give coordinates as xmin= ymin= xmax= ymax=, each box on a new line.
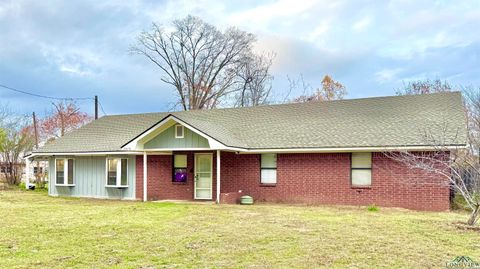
xmin=33 ymin=92 xmax=467 ymax=153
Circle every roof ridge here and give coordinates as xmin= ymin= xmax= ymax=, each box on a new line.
xmin=102 ymin=91 xmax=462 ymax=117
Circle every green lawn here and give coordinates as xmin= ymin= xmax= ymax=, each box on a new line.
xmin=0 ymin=190 xmax=479 ymax=269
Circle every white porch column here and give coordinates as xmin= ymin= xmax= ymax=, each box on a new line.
xmin=25 ymin=157 xmax=31 ymax=189
xmin=216 ymin=150 xmax=220 ymax=204
xmin=143 ymin=152 xmax=147 ymax=202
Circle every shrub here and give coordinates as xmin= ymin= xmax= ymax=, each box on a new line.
xmin=18 ymin=182 xmax=26 ymax=190
xmin=451 ymin=194 xmax=469 ymax=211
xmin=367 ymin=204 xmax=379 ymax=212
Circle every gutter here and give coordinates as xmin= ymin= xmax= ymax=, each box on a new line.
xmin=25 ymin=144 xmax=466 ymax=159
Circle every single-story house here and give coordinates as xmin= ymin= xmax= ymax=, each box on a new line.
xmin=26 ymin=92 xmax=466 ymax=211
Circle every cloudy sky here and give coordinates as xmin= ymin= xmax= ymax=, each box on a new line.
xmin=0 ymin=0 xmax=479 ymax=116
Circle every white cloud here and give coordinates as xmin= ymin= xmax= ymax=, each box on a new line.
xmin=374 ymin=68 xmax=403 ymax=83
xmin=59 ymin=65 xmax=92 ymax=77
xmin=352 ymin=16 xmax=372 ymax=32
xmin=39 ymin=45 xmax=101 ymax=78
xmin=228 ymin=0 xmax=318 ymax=30
xmin=306 ymin=22 xmax=330 ymax=43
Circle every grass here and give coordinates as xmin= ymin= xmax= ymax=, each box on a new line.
xmin=367 ymin=204 xmax=379 ymax=212
xmin=1 ymin=191 xmax=479 ymax=269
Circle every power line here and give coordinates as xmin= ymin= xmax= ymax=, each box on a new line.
xmin=0 ymin=83 xmax=93 ymax=101
xmin=98 ymin=100 xmax=107 ymax=116
xmin=0 ymin=83 xmax=107 ymax=118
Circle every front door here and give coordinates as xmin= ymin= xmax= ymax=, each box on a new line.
xmin=194 ymin=153 xmax=212 ymax=200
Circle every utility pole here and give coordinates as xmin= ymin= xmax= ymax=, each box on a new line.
xmin=32 ymin=112 xmax=39 ymax=149
xmin=94 ymin=95 xmax=98 ymax=120
xmin=31 ymin=111 xmax=40 ymax=187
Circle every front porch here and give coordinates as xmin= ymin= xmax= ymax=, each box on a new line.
xmin=137 ymin=150 xmax=227 ymax=203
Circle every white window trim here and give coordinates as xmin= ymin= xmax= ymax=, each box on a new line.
xmin=175 ymin=124 xmax=184 ymax=139
xmin=54 ymin=158 xmax=75 ymax=186
xmin=351 ymin=152 xmax=372 ymax=187
xmin=105 ymin=158 xmax=129 ymax=188
xmin=260 ymin=153 xmax=277 ymax=185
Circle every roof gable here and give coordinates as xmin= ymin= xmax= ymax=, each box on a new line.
xmin=143 ymin=122 xmax=210 ymax=149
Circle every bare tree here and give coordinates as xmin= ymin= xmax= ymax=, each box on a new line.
xmin=131 ymin=15 xmax=256 ymax=110
xmin=385 ymin=146 xmax=479 ymax=226
xmin=291 ymin=75 xmax=346 ymax=103
xmin=234 ymin=52 xmax=275 ymax=107
xmin=386 ymin=88 xmax=480 ymax=226
xmin=396 ymin=79 xmax=454 ymax=95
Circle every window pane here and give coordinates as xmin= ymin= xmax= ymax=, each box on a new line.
xmin=67 ymin=159 xmax=74 ymax=184
xmin=352 ymin=153 xmax=372 ymax=168
xmin=197 ymin=155 xmax=211 ymax=173
xmin=107 ymin=159 xmax=117 ymax=185
xmin=196 ymin=173 xmax=211 ymax=187
xmin=176 ymin=125 xmax=184 ymax=137
xmin=173 ymin=168 xmax=187 ymax=182
xmin=121 ymin=159 xmax=128 ymax=186
xmin=196 ymin=188 xmax=211 ymax=199
xmin=174 ymin=155 xmax=187 ymax=168
xmin=261 ymin=169 xmax=277 ymax=184
xmin=352 ymin=169 xmax=371 ymax=186
xmin=56 ymin=159 xmax=64 ymax=184
xmin=261 ymin=154 xmax=277 ymax=168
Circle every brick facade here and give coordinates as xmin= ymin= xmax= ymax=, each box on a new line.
xmin=136 ymin=151 xmax=450 ymax=211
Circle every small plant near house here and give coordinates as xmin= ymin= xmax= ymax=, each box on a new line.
xmin=367 ymin=204 xmax=379 ymax=212
xmin=452 ymin=194 xmax=469 ymax=211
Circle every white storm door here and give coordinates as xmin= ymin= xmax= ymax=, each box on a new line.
xmin=194 ymin=153 xmax=213 ymax=200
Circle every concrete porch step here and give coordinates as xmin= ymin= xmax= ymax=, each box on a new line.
xmin=152 ymin=200 xmax=215 ymax=205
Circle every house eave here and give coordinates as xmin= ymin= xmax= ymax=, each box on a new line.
xmin=237 ymin=144 xmax=467 ymax=154
xmin=25 ymin=144 xmax=466 ymax=159
xmin=25 ymin=151 xmax=148 ymax=159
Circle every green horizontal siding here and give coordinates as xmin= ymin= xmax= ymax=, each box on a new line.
xmin=144 ymin=124 xmax=209 ymax=149
xmin=48 ymin=155 xmax=136 ymax=200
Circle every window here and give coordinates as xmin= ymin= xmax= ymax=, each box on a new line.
xmin=261 ymin=154 xmax=277 ymax=184
xmin=175 ymin=125 xmax=184 ymax=138
xmin=55 ymin=159 xmax=74 ymax=185
xmin=173 ymin=155 xmax=187 ymax=183
xmin=2 ymin=166 xmax=11 ymax=174
xmin=106 ymin=158 xmax=128 ymax=187
xmin=351 ymin=152 xmax=372 ymax=187
xmin=33 ymin=167 xmax=43 ymax=174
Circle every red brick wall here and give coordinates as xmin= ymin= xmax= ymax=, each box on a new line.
xmin=137 ymin=151 xmax=450 ymax=211
xmin=220 ymin=152 xmax=450 ymax=211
